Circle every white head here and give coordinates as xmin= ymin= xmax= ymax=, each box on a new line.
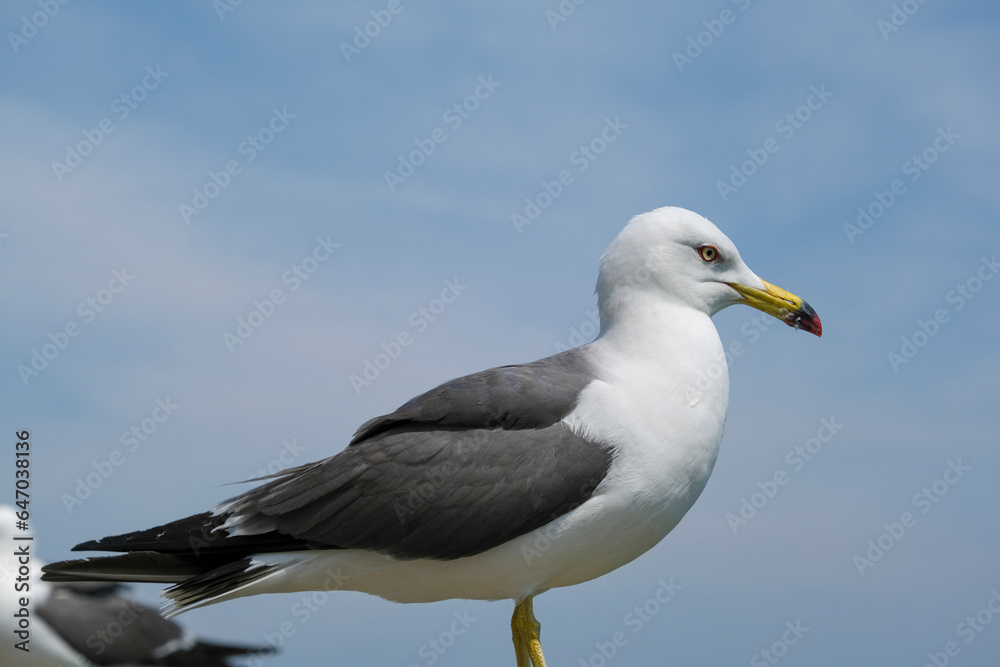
xmin=596 ymin=207 xmax=821 ymax=335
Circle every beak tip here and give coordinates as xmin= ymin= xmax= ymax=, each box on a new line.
xmin=787 ymin=302 xmax=822 ymax=337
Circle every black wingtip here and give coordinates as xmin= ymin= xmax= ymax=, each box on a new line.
xmin=193 ymin=640 xmax=278 ymax=659
xmin=72 ymin=539 xmax=101 ymax=552
xmin=217 ymin=642 xmax=278 ymax=656
xmin=42 ymin=552 xmax=207 ymax=584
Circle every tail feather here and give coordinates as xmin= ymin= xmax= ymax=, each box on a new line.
xmin=73 ymin=511 xmax=307 ymax=556
xmin=41 ymin=552 xmax=205 ymax=584
xmin=163 ymin=557 xmax=286 ymax=617
xmin=43 ymin=510 xmax=312 ymax=616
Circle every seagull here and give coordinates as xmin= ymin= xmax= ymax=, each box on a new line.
xmin=0 ymin=506 xmax=273 ymax=667
xmin=43 ymin=207 xmax=821 ymax=666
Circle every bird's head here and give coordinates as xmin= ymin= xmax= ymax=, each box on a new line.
xmin=596 ymin=207 xmax=822 ymax=336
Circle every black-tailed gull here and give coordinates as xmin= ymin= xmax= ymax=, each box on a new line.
xmin=43 ymin=207 xmax=821 ymax=666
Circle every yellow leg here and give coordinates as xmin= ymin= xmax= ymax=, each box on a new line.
xmin=511 ymin=597 xmax=546 ymax=667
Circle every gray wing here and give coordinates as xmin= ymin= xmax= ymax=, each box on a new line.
xmin=225 ymin=347 xmax=612 ymax=560
xmin=350 ymin=346 xmax=599 ymax=441
xmin=37 ymin=586 xmax=180 ymax=665
xmin=36 ymin=585 xmax=269 ymax=666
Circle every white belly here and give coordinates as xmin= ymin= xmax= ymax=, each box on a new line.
xmin=243 ymin=481 xmax=697 ymax=606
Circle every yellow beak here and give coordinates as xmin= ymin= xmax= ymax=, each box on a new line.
xmin=727 ymin=280 xmax=822 ymax=336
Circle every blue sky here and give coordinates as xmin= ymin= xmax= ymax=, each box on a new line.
xmin=2 ymin=1 xmax=999 ymax=665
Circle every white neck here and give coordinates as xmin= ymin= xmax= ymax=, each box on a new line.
xmin=593 ymin=289 xmax=727 ymax=399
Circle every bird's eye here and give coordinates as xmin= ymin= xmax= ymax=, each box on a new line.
xmin=697 ymin=245 xmax=720 ymax=262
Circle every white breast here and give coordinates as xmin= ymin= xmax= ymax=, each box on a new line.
xmin=563 ymin=301 xmax=730 ymax=551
